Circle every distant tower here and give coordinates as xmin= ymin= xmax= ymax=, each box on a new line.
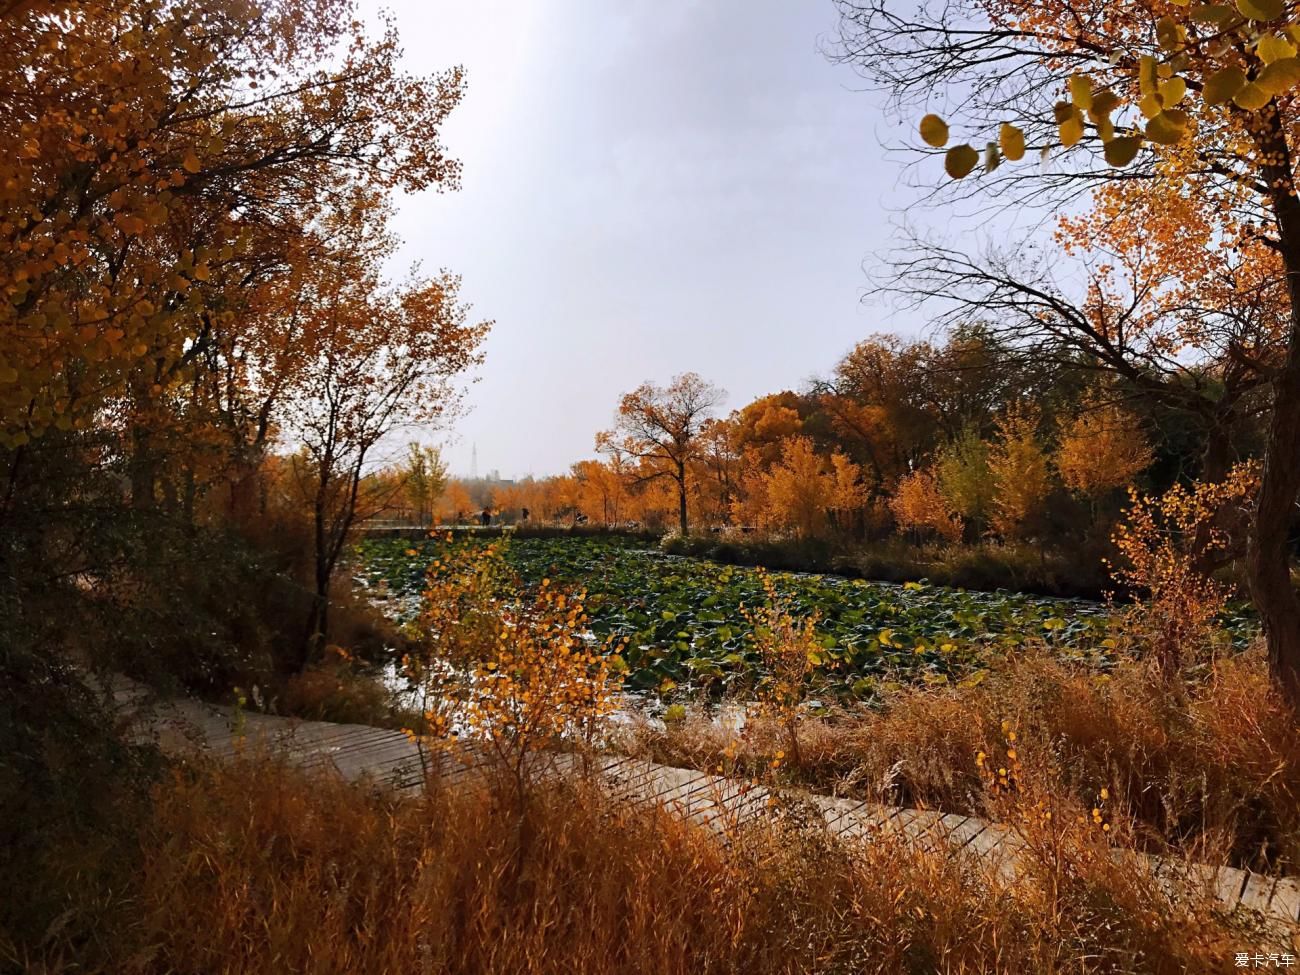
xmin=470 ymin=443 xmax=478 ymax=480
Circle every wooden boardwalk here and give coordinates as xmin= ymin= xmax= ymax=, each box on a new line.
xmin=117 ymin=683 xmax=1300 ymax=926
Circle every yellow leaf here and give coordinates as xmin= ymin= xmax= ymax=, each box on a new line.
xmin=182 ymin=153 xmax=201 ymax=174
xmin=1058 ymin=114 xmax=1085 ymax=147
xmin=944 ymin=143 xmax=979 ymax=178
xmin=919 ymin=113 xmax=949 ymax=147
xmin=1089 ymin=88 xmax=1121 ymax=119
xmin=1146 ymin=110 xmax=1189 ymax=145
xmin=1159 ymin=76 xmax=1188 ymax=105
xmin=1238 ymin=0 xmax=1284 ymax=19
xmin=1069 ymin=74 xmax=1093 ymax=109
xmin=1191 ymin=2 xmax=1235 ymax=23
xmin=1139 ymin=55 xmax=1159 ymax=96
xmin=1156 ymin=16 xmax=1183 ymax=49
xmin=999 ymin=122 xmax=1026 ymax=160
xmin=1097 ymin=116 xmax=1116 ymax=141
xmin=1233 ymin=80 xmax=1272 ymax=109
xmin=1139 ymin=92 xmax=1164 ymax=118
xmin=1258 ymin=56 xmax=1300 ymax=94
xmin=1203 ymin=65 xmax=1248 ymax=104
xmin=1103 ymin=135 xmax=1142 ymax=166
xmin=1257 ymin=32 xmax=1297 ymax=62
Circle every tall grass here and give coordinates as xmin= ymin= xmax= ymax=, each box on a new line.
xmin=622 ymin=648 xmax=1300 ymax=874
xmin=11 ymin=753 xmax=1272 ymax=974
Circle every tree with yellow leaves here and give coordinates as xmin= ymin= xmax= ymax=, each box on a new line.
xmin=598 ymin=374 xmax=724 ymax=536
xmin=407 ymin=538 xmax=617 ymax=808
xmin=1056 ymin=394 xmax=1155 ymax=499
xmin=890 ymin=467 xmax=963 ymax=543
xmin=834 ymin=0 xmax=1300 ymax=700
xmin=988 ymin=408 xmax=1053 ymax=541
xmin=748 ymin=435 xmax=867 ymax=540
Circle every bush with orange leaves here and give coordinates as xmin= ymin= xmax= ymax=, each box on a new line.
xmin=1110 ymin=462 xmax=1258 ymax=675
xmin=890 ymin=467 xmax=963 ymax=543
xmin=404 ymin=536 xmax=618 ymax=805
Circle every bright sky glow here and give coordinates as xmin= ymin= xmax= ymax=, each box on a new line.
xmin=359 ymin=0 xmax=926 ymax=477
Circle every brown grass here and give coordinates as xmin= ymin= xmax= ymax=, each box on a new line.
xmin=620 ymin=648 xmax=1300 ymax=874
xmin=15 ymin=753 xmax=1278 ymax=975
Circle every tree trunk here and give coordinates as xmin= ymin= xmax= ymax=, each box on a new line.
xmin=129 ymin=424 xmax=157 ymax=512
xmin=676 ymin=462 xmax=689 ymax=536
xmin=1250 ymin=129 xmax=1300 ymax=711
xmin=1250 ymin=361 xmax=1300 ymax=709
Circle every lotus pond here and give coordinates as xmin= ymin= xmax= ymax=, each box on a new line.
xmin=357 ymin=534 xmax=1253 ymax=701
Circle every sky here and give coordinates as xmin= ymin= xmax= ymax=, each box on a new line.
xmin=356 ymin=0 xmax=926 ymax=479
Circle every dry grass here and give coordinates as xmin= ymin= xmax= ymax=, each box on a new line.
xmin=14 ymin=752 xmax=1280 ymax=975
xmin=621 ymin=648 xmax=1300 ymax=874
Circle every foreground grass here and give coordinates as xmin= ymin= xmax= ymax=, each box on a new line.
xmin=618 ymin=648 xmax=1300 ymax=876
xmin=9 ymin=751 xmax=1284 ymax=975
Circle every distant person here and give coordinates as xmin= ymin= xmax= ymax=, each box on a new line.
xmin=480 ymin=508 xmax=491 ymax=527
xmin=521 ymin=507 xmax=530 ymax=523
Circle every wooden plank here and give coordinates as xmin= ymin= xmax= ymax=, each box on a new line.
xmin=814 ymin=796 xmax=874 ymax=833
xmin=1215 ymin=867 xmax=1249 ymax=906
xmin=140 ymin=691 xmax=1300 ymax=922
xmin=938 ymin=813 xmax=987 ymax=852
xmin=892 ymin=808 xmax=944 ymax=842
xmin=1240 ymin=872 xmax=1277 ymax=912
xmin=1268 ymin=877 xmax=1300 ymax=922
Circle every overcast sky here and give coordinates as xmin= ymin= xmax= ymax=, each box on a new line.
xmin=357 ymin=1 xmax=928 ymax=479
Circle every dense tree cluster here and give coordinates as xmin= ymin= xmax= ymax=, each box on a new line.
xmin=476 ymin=326 xmax=1225 ymax=555
xmin=0 ymin=0 xmax=487 ymax=687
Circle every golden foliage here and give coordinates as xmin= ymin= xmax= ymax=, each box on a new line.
xmin=890 ymin=466 xmax=964 ymax=542
xmin=1110 ymin=463 xmax=1259 ymax=672
xmin=406 ymin=537 xmax=617 ymax=798
xmin=0 ymin=0 xmax=468 ymax=447
xmin=743 ymin=570 xmax=824 ymax=771
xmin=745 ymin=435 xmax=866 ymax=539
xmin=988 ymin=407 xmax=1052 ymax=540
xmin=1056 ymin=395 xmax=1154 ymax=497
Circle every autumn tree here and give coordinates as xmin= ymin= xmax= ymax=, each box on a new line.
xmin=751 ymin=435 xmax=866 ymax=540
xmin=834 ymin=0 xmax=1300 ymax=702
xmin=572 ymin=458 xmax=625 ymax=526
xmin=695 ymin=417 xmax=742 ymax=526
xmin=729 ymin=392 xmax=806 ymax=467
xmin=0 ymin=0 xmax=465 ymax=462
xmin=935 ymin=425 xmax=995 ymax=533
xmin=988 ymin=407 xmax=1052 ymax=541
xmin=890 ymin=467 xmax=963 ymax=543
xmin=284 ymin=256 xmax=487 ymax=664
xmin=438 ymin=480 xmax=475 ymax=525
xmin=1056 ymin=393 xmax=1154 ymax=499
xmin=812 ymin=327 xmax=1042 ymax=495
xmin=598 ymin=373 xmax=724 ymax=536
xmin=403 ymin=443 xmax=449 ymax=526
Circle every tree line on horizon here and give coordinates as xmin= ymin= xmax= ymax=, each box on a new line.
xmin=412 ymin=325 xmax=1235 ymax=561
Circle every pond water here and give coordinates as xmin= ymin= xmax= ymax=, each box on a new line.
xmin=355 ymin=534 xmax=1142 ymax=708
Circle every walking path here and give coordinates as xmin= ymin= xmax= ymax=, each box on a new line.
xmin=112 ymin=681 xmax=1300 ymax=926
